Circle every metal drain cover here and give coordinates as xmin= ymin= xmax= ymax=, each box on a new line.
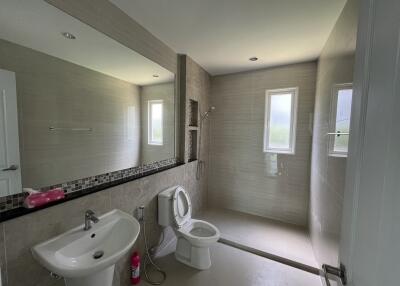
xmin=93 ymin=250 xmax=104 ymax=259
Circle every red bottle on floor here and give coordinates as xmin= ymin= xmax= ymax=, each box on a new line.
xmin=131 ymin=252 xmax=140 ymax=285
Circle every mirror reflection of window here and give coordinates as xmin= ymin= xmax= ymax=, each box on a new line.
xmin=329 ymin=83 xmax=353 ymax=157
xmin=127 ymin=106 xmax=137 ymax=142
xmin=148 ymin=100 xmax=163 ymax=145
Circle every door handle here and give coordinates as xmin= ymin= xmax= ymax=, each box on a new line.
xmin=2 ymin=164 xmax=18 ymax=171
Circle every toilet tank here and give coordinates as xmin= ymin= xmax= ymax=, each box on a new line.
xmin=158 ymin=186 xmax=178 ymax=227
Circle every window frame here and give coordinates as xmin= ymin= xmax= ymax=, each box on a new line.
xmin=148 ymin=99 xmax=164 ymax=146
xmin=263 ymin=87 xmax=298 ymax=154
xmin=328 ymin=83 xmax=353 ymax=157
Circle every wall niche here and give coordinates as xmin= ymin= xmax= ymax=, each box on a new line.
xmin=187 ymin=99 xmax=199 ymax=162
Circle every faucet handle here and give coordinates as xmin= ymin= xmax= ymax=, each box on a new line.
xmin=85 ymin=210 xmax=95 ymax=217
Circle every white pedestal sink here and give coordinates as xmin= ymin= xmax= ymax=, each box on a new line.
xmin=32 ymin=209 xmax=140 ymax=286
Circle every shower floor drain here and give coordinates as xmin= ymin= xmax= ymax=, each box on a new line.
xmin=93 ymin=250 xmax=104 ymax=259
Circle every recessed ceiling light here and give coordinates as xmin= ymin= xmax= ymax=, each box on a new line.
xmin=249 ymin=57 xmax=258 ymax=62
xmin=153 ymin=74 xmax=159 ymax=78
xmin=61 ymin=32 xmax=76 ymax=40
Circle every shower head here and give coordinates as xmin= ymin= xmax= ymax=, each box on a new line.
xmin=200 ymin=106 xmax=215 ymax=121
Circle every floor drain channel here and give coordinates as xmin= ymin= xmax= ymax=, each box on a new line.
xmin=93 ymin=250 xmax=104 ymax=259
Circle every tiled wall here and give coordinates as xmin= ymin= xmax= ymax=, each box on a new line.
xmin=309 ymin=0 xmax=358 ymax=268
xmin=183 ymin=57 xmax=211 ymax=165
xmin=208 ymin=62 xmax=317 ymax=226
xmin=183 ymin=56 xmax=211 ymax=205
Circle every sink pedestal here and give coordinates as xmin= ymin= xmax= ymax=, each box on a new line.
xmin=64 ymin=265 xmax=115 ymax=286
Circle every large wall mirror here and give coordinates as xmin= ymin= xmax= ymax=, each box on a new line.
xmin=0 ymin=0 xmax=176 ymax=197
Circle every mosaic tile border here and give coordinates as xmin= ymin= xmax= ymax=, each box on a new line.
xmin=0 ymin=158 xmax=177 ymax=213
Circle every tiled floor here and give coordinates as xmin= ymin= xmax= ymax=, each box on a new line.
xmin=142 ymin=242 xmax=322 ymax=286
xmin=198 ymin=208 xmax=318 ymax=267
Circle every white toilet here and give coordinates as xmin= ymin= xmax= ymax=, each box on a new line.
xmin=158 ymin=186 xmax=220 ymax=270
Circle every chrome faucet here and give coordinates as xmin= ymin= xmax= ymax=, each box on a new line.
xmin=84 ymin=210 xmax=99 ymax=231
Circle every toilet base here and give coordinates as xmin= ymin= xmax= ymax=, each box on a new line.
xmin=174 ymin=237 xmax=211 ymax=270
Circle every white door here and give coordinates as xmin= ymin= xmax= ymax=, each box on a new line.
xmin=339 ymin=0 xmax=400 ymax=285
xmin=0 ymin=69 xmax=22 ymax=196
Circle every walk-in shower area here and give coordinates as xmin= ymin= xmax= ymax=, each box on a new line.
xmin=203 ymin=60 xmax=322 ymax=280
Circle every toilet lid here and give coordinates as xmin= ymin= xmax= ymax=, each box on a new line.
xmin=172 ymin=186 xmax=192 ymax=227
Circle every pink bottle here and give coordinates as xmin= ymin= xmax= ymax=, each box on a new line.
xmin=131 ymin=252 xmax=140 ymax=285
xmin=23 ymin=188 xmax=65 ymax=208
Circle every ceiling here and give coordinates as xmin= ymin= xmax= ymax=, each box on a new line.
xmin=111 ymin=0 xmax=347 ymax=75
xmin=0 ymin=0 xmax=174 ymax=86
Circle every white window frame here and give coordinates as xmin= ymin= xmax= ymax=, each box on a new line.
xmin=263 ymin=87 xmax=298 ymax=154
xmin=148 ymin=99 xmax=163 ymax=145
xmin=328 ymin=83 xmax=353 ymax=157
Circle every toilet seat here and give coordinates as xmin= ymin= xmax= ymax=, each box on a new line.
xmin=172 ymin=186 xmax=192 ymax=228
xmin=177 ymin=219 xmax=220 ymax=247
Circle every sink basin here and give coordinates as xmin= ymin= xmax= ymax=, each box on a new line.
xmin=32 ymin=209 xmax=140 ymax=286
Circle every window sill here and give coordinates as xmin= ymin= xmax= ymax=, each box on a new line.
xmin=264 ymin=149 xmax=295 ymax=155
xmin=328 ymin=152 xmax=348 ymax=158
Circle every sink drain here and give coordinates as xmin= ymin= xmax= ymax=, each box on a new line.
xmin=93 ymin=250 xmax=104 ymax=259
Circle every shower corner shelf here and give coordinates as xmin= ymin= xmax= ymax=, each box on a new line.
xmin=188 ymin=99 xmax=199 ymax=127
xmin=187 ymin=129 xmax=198 ymax=162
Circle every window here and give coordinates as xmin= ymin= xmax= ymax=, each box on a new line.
xmin=329 ymin=84 xmax=353 ymax=157
xmin=263 ymin=88 xmax=298 ymax=154
xmin=148 ymin=100 xmax=163 ymax=145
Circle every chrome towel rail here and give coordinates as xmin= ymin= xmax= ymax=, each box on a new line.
xmin=327 ymin=132 xmax=349 ymax=137
xmin=49 ymin=127 xmax=92 ymax=132
xmin=322 ymin=264 xmax=347 ymax=286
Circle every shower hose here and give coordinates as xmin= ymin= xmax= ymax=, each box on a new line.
xmin=140 ymin=212 xmax=167 ymax=285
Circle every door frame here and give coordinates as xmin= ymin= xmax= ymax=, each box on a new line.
xmin=339 ymin=0 xmax=375 ymax=282
xmin=0 ymin=68 xmax=22 ymax=196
